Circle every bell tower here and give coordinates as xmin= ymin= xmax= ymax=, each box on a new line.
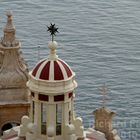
xmin=0 ymin=12 xmax=30 ymax=135
xmin=18 ymin=24 xmax=84 ymax=140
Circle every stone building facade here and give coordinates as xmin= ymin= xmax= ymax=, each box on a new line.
xmin=0 ymin=12 xmax=30 ymax=135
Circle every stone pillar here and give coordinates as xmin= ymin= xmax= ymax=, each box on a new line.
xmin=48 ymin=104 xmax=56 ymax=135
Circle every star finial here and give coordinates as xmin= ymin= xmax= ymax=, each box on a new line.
xmin=99 ymin=83 xmax=108 ymax=107
xmin=47 ymin=23 xmax=59 ymax=42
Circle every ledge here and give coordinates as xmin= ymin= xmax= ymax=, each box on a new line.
xmin=0 ymin=101 xmax=30 ymax=107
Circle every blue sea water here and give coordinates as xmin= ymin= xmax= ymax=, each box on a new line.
xmin=0 ymin=0 xmax=140 ymax=139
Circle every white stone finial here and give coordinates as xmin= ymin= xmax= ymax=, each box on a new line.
xmin=4 ymin=11 xmax=15 ymax=31
xmin=48 ymin=41 xmax=58 ymax=59
xmin=6 ymin=11 xmax=12 ymax=17
xmin=1 ymin=11 xmax=19 ymax=47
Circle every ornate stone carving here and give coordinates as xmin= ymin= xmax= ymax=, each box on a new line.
xmin=0 ymin=12 xmax=30 ymax=135
xmin=1 ymin=11 xmax=19 ymax=48
xmin=0 ymin=46 xmax=28 ymax=88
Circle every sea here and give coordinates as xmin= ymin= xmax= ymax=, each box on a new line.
xmin=0 ymin=0 xmax=140 ymax=139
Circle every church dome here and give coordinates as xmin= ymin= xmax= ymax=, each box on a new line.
xmin=27 ymin=41 xmax=77 ymax=95
xmin=31 ymin=58 xmax=73 ymax=81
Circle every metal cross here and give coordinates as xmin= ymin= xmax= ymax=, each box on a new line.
xmin=99 ymin=83 xmax=108 ymax=107
xmin=47 ymin=23 xmax=59 ymax=41
xmin=38 ymin=46 xmax=40 ymax=61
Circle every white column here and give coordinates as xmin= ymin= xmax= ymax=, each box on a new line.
xmin=63 ymin=102 xmax=69 ymax=137
xmin=47 ymin=104 xmax=56 ymax=136
xmin=71 ymin=97 xmax=75 ymax=123
xmin=71 ymin=92 xmax=76 ymax=123
xmin=34 ymin=94 xmax=41 ymax=134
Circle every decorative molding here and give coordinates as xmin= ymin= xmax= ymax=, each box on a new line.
xmin=0 ymin=45 xmax=28 ymax=88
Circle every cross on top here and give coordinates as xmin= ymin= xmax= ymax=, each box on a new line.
xmin=47 ymin=23 xmax=59 ymax=41
xmin=99 ymin=83 xmax=108 ymax=107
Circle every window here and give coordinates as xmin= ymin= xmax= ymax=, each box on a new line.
xmin=31 ymin=92 xmax=34 ymax=97
xmin=41 ymin=103 xmax=47 ymax=135
xmin=69 ymin=111 xmax=71 ymax=124
xmin=69 ymin=92 xmax=73 ymax=98
xmin=1 ymin=123 xmax=19 ymax=135
xmin=39 ymin=94 xmax=48 ymax=101
xmin=54 ymin=95 xmax=64 ymax=102
xmin=56 ymin=104 xmax=62 ymax=135
xmin=68 ymin=102 xmax=72 ymax=124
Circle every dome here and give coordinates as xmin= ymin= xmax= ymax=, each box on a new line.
xmin=27 ymin=41 xmax=77 ymax=95
xmin=31 ymin=58 xmax=73 ymax=81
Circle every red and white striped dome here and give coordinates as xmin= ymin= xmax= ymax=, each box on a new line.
xmin=27 ymin=41 xmax=77 ymax=94
xmin=31 ymin=58 xmax=74 ymax=81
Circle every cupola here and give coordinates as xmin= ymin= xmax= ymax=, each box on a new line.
xmin=27 ymin=40 xmax=77 ymax=95
xmin=25 ymin=24 xmax=84 ymax=140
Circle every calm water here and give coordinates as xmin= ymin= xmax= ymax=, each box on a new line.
xmin=0 ymin=0 xmax=140 ymax=139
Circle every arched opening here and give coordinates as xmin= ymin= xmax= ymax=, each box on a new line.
xmin=41 ymin=102 xmax=47 ymax=135
xmin=56 ymin=104 xmax=62 ymax=135
xmin=1 ymin=122 xmax=19 ymax=135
